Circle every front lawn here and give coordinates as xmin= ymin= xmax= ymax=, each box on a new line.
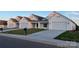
xmin=55 ymin=31 xmax=79 ymax=42
xmin=3 ymin=28 xmax=45 ymax=35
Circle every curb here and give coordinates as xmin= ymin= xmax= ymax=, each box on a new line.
xmin=0 ymin=33 xmax=79 ymax=48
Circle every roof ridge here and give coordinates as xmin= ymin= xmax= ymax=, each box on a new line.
xmin=10 ymin=18 xmax=18 ymax=22
xmin=32 ymin=14 xmax=45 ymax=18
xmin=22 ymin=16 xmax=32 ymax=21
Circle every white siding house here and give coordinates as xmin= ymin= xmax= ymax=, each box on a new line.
xmin=48 ymin=12 xmax=77 ymax=30
xmin=7 ymin=18 xmax=19 ymax=28
xmin=30 ymin=14 xmax=48 ymax=29
xmin=19 ymin=14 xmax=48 ymax=29
xmin=7 ymin=16 xmax=23 ymax=29
xmin=19 ymin=17 xmax=32 ymax=29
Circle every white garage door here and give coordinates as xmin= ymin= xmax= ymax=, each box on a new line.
xmin=52 ymin=22 xmax=67 ymax=30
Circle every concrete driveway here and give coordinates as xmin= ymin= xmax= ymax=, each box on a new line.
xmin=26 ymin=30 xmax=65 ymax=40
xmin=1 ymin=30 xmax=78 ymax=47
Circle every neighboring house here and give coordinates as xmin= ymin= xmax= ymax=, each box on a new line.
xmin=7 ymin=18 xmax=18 ymax=28
xmin=7 ymin=14 xmax=48 ymax=29
xmin=29 ymin=14 xmax=48 ymax=29
xmin=7 ymin=16 xmax=23 ymax=29
xmin=19 ymin=17 xmax=32 ymax=28
xmin=0 ymin=20 xmax=7 ymax=29
xmin=19 ymin=14 xmax=48 ymax=29
xmin=48 ymin=11 xmax=77 ymax=30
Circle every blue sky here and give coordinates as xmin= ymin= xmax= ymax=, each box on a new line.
xmin=59 ymin=11 xmax=79 ymax=20
xmin=0 ymin=11 xmax=79 ymax=20
xmin=0 ymin=11 xmax=51 ymax=20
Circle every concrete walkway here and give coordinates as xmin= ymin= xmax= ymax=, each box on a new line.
xmin=0 ymin=30 xmax=79 ymax=48
xmin=0 ymin=28 xmax=19 ymax=32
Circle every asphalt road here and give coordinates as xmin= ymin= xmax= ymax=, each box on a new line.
xmin=0 ymin=35 xmax=58 ymax=48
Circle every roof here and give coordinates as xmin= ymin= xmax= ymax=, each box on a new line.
xmin=10 ymin=18 xmax=18 ymax=22
xmin=0 ymin=20 xmax=7 ymax=25
xmin=16 ymin=16 xmax=23 ymax=19
xmin=48 ymin=12 xmax=60 ymax=17
xmin=31 ymin=14 xmax=47 ymax=21
xmin=49 ymin=11 xmax=77 ymax=26
xmin=23 ymin=17 xmax=32 ymax=21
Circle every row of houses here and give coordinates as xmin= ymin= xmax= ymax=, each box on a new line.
xmin=0 ymin=11 xmax=77 ymax=30
xmin=7 ymin=14 xmax=48 ymax=29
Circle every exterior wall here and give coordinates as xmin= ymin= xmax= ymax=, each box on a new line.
xmin=28 ymin=21 xmax=33 ymax=28
xmin=68 ymin=21 xmax=76 ymax=30
xmin=7 ymin=20 xmax=17 ymax=28
xmin=0 ymin=25 xmax=7 ymax=29
xmin=48 ymin=15 xmax=76 ymax=30
xmin=19 ymin=18 xmax=32 ymax=29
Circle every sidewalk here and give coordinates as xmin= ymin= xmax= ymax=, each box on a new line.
xmin=0 ymin=30 xmax=79 ymax=48
xmin=0 ymin=28 xmax=19 ymax=32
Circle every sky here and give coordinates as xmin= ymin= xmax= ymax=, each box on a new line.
xmin=0 ymin=11 xmax=51 ymax=20
xmin=0 ymin=11 xmax=79 ymax=21
xmin=59 ymin=11 xmax=79 ymax=20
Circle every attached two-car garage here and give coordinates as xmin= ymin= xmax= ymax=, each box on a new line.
xmin=48 ymin=12 xmax=76 ymax=30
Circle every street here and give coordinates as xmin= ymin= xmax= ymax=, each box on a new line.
xmin=0 ymin=35 xmax=58 ymax=48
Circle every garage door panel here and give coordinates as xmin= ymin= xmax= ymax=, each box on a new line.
xmin=52 ymin=22 xmax=67 ymax=30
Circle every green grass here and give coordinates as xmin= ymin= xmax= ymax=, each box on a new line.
xmin=55 ymin=31 xmax=79 ymax=42
xmin=3 ymin=28 xmax=45 ymax=35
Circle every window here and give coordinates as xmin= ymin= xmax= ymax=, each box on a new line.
xmin=43 ymin=23 xmax=47 ymax=27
